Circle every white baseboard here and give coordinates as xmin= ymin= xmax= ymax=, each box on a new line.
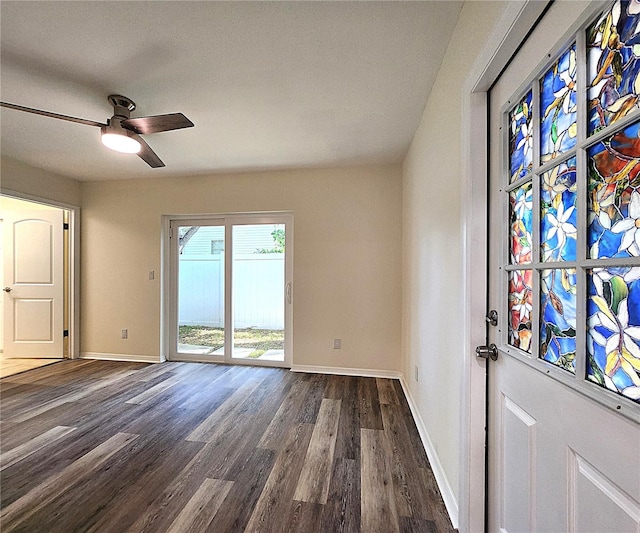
xmin=399 ymin=376 xmax=459 ymax=529
xmin=290 ymin=364 xmax=401 ymax=380
xmin=79 ymin=352 xmax=162 ymax=364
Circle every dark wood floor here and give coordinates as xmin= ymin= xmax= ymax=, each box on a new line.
xmin=0 ymin=360 xmax=455 ymax=533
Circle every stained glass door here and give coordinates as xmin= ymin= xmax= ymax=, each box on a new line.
xmin=487 ymin=2 xmax=640 ymax=531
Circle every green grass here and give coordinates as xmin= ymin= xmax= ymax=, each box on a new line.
xmin=179 ymin=325 xmax=284 ymax=353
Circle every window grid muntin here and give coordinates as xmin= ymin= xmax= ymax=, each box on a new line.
xmin=501 ymin=0 xmax=640 ymax=409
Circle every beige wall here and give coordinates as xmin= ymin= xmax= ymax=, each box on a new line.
xmin=81 ymin=164 xmax=402 ymax=370
xmin=402 ymin=0 xmax=509 ymax=508
xmin=1 ymin=157 xmax=82 ymax=206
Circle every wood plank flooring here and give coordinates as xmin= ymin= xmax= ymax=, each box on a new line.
xmin=0 ymin=356 xmax=63 ymax=379
xmin=0 ymin=360 xmax=456 ymax=533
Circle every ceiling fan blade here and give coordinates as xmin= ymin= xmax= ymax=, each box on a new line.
xmin=133 ymin=134 xmax=165 ymax=168
xmin=122 ymin=113 xmax=194 ymax=134
xmin=0 ymin=101 xmax=106 ymax=128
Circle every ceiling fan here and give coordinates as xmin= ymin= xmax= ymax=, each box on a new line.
xmin=0 ymin=95 xmax=194 ymax=168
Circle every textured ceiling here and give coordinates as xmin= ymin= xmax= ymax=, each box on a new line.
xmin=0 ymin=1 xmax=463 ymax=181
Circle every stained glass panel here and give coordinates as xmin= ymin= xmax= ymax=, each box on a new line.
xmin=509 ymin=269 xmax=533 ymax=352
xmin=540 ymin=45 xmax=577 ymax=162
xmin=541 ymin=158 xmax=577 ymax=262
xmin=510 ymin=182 xmax=533 ymax=265
xmin=587 ymin=0 xmax=640 ymax=135
xmin=540 ymin=269 xmax=576 ymax=373
xmin=587 ymin=120 xmax=640 ymax=258
xmin=509 ymin=90 xmax=533 ymax=182
xmin=587 ymin=267 xmax=640 ymax=402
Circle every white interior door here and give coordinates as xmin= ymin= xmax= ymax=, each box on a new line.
xmin=487 ymin=1 xmax=640 ymax=531
xmin=3 ymin=209 xmax=64 ymax=358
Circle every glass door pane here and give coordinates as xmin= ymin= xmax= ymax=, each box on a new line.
xmin=232 ymin=224 xmax=285 ymax=362
xmin=177 ymin=224 xmax=225 ymax=355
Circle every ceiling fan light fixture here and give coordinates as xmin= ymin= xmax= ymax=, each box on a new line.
xmin=101 ymin=124 xmax=141 ymax=154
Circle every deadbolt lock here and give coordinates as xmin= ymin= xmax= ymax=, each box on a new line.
xmin=485 ymin=309 xmax=498 ymax=327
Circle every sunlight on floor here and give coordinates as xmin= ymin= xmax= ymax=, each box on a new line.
xmin=0 ymin=355 xmax=62 ymax=378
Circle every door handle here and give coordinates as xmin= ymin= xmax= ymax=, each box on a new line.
xmin=476 ymin=343 xmax=498 ymax=361
xmin=3 ymin=287 xmax=11 ymax=293
xmin=286 ymin=282 xmax=292 ymax=304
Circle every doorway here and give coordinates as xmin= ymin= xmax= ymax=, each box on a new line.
xmin=0 ymin=194 xmax=78 ymax=373
xmin=486 ymin=1 xmax=640 ymax=531
xmin=166 ymin=213 xmax=293 ymax=368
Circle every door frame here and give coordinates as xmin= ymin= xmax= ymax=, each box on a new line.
xmin=0 ymin=189 xmax=80 ymax=359
xmin=161 ymin=211 xmax=293 ymax=367
xmin=460 ymin=1 xmax=612 ymax=531
xmin=460 ymin=2 xmax=550 ymax=532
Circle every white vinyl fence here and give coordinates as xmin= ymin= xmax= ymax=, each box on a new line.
xmin=178 ymin=253 xmax=284 ymax=330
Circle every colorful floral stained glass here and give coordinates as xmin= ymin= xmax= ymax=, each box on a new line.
xmin=587 ymin=120 xmax=640 ymax=258
xmin=541 ymin=158 xmax=577 ymax=262
xmin=540 ymin=45 xmax=577 ymax=163
xmin=509 ymin=269 xmax=533 ymax=352
xmin=509 ymin=90 xmax=533 ymax=182
xmin=510 ymin=182 xmax=533 ymax=264
xmin=540 ymin=269 xmax=576 ymax=373
xmin=587 ymin=267 xmax=640 ymax=402
xmin=587 ymin=1 xmax=640 ymax=135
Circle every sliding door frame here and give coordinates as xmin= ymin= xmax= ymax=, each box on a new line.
xmin=161 ymin=211 xmax=293 ymax=368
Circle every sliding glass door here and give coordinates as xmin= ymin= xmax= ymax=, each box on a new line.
xmin=168 ymin=213 xmax=292 ymax=367
xmin=176 ymin=221 xmax=226 ymax=356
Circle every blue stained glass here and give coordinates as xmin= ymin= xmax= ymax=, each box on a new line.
xmin=541 ymin=158 xmax=577 ymax=262
xmin=509 ymin=90 xmax=533 ymax=183
xmin=587 ymin=120 xmax=640 ymax=259
xmin=588 ymin=1 xmax=640 ymax=135
xmin=540 ymin=45 xmax=577 ymax=163
xmin=587 ymin=267 xmax=640 ymax=402
xmin=540 ymin=269 xmax=577 ymax=373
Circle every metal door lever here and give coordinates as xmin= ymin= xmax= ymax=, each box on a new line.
xmin=3 ymin=287 xmax=11 ymax=293
xmin=476 ymin=343 xmax=498 ymax=361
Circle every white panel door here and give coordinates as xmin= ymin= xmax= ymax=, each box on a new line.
xmin=487 ymin=2 xmax=640 ymax=531
xmin=3 ymin=209 xmax=64 ymax=358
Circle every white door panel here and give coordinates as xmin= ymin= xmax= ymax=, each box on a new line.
xmin=487 ymin=1 xmax=640 ymax=531
xmin=3 ymin=210 xmax=63 ymax=358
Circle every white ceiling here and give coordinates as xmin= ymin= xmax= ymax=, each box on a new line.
xmin=1 ymin=1 xmax=463 ymax=181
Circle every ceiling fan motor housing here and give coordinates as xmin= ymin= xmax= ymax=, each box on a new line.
xmin=108 ymin=95 xmax=136 ymax=119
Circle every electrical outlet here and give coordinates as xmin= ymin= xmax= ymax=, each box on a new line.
xmin=333 ymin=338 xmax=341 ymax=349
xmin=121 ymin=329 xmax=128 ymax=339
xmin=148 ymin=270 xmax=155 ymax=281
xmin=415 ymin=365 xmax=419 ymax=382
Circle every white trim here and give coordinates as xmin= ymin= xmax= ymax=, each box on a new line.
xmin=290 ymin=364 xmax=401 ymax=380
xmin=0 ymin=188 xmax=79 ymax=211
xmin=459 ymin=2 xmax=552 ymax=532
xmin=79 ymin=352 xmax=161 ymax=364
xmin=399 ymin=376 xmax=459 ymax=529
xmin=171 ymin=352 xmax=290 ymax=369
